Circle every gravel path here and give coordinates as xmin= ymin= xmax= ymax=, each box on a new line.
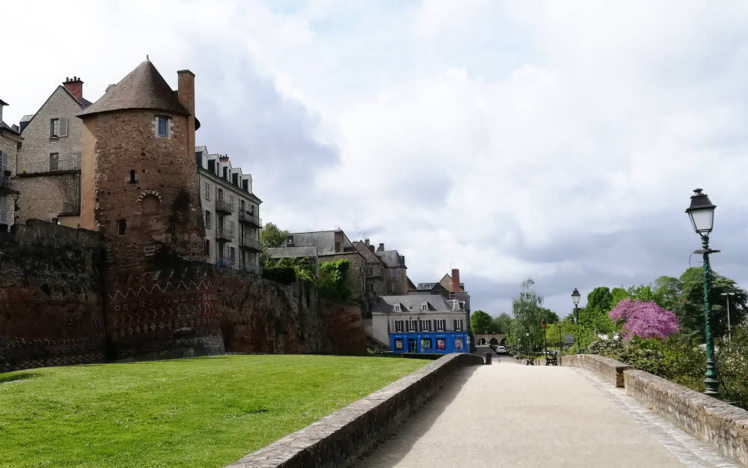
xmin=353 ymin=357 xmax=737 ymax=468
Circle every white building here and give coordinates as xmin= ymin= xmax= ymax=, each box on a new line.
xmin=196 ymin=146 xmax=262 ymax=273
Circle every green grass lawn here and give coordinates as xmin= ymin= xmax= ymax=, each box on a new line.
xmin=0 ymin=355 xmax=427 ymax=468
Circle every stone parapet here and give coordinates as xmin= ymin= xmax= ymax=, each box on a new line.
xmin=560 ymin=354 xmax=631 ymax=387
xmin=624 ymin=369 xmax=748 ymax=467
xmin=226 ymin=353 xmax=484 ymax=468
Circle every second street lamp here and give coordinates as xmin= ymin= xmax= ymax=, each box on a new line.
xmin=686 ymin=188 xmax=720 ymax=397
xmin=572 ymin=288 xmax=581 ymax=354
xmin=721 ymin=292 xmax=735 ymax=342
xmin=541 ymin=320 xmax=548 ymax=360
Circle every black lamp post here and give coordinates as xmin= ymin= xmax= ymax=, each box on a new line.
xmin=541 ymin=320 xmax=547 ymax=358
xmin=686 ymin=188 xmax=720 ymax=397
xmin=571 ymin=288 xmax=581 ymax=354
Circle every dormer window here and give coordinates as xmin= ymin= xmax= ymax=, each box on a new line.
xmin=420 ymin=301 xmax=428 ymax=311
xmin=155 ymin=115 xmax=171 ymax=139
xmin=459 ymin=301 xmax=466 ymax=311
xmin=394 ymin=303 xmax=401 ymax=312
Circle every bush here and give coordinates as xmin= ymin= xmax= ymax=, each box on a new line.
xmin=318 ymin=259 xmax=351 ymax=302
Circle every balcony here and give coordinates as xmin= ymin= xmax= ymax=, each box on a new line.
xmin=0 ymin=171 xmax=16 ymax=195
xmin=216 ymin=226 xmax=235 ymax=242
xmin=59 ymin=200 xmax=80 ymax=216
xmin=239 ymin=236 xmax=262 ymax=252
xmin=238 ymin=211 xmax=262 ymax=228
xmin=215 ymin=199 xmax=233 ymax=215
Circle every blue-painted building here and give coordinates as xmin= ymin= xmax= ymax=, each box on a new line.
xmin=390 ymin=331 xmax=470 ymax=354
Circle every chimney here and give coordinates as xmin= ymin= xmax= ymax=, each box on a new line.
xmin=177 ymin=69 xmax=196 ymax=156
xmin=218 ymin=155 xmax=229 ymax=163
xmin=364 ymin=238 xmax=370 ymax=246
xmin=63 ymin=76 xmax=84 ymax=102
xmin=451 ymin=268 xmax=460 ymax=292
xmin=377 ymin=243 xmax=384 ymax=252
xmin=400 ymin=255 xmax=405 ymax=265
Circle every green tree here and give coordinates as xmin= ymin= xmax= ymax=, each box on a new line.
xmin=511 ymin=279 xmax=545 ymax=352
xmin=471 ymin=310 xmax=494 ymax=334
xmin=677 ymin=267 xmax=747 ymax=340
xmin=318 ymin=259 xmax=351 ymax=301
xmin=259 ymin=222 xmax=289 ymax=248
xmin=493 ymin=313 xmax=513 ymax=334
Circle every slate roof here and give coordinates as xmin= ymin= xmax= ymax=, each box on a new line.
xmin=376 ymin=250 xmax=406 ymax=268
xmin=372 ymin=294 xmax=453 ymax=314
xmin=288 ymin=230 xmax=356 ymax=256
xmin=80 ymin=61 xmax=189 ymax=117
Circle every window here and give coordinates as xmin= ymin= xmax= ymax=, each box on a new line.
xmin=436 ymin=338 xmax=446 ymax=350
xmin=394 ymin=338 xmax=404 ymax=351
xmin=435 ymin=320 xmax=446 ymax=332
xmin=421 ymin=320 xmax=431 ymax=332
xmin=407 ymin=320 xmax=417 ymax=332
xmin=205 ymin=210 xmax=212 ymax=229
xmin=49 ymin=118 xmax=67 ymax=138
xmin=455 ymin=337 xmax=464 ymax=350
xmin=421 ymin=338 xmax=432 ymax=350
xmin=240 ymin=199 xmax=245 ymax=212
xmin=217 ymin=188 xmax=224 ymax=201
xmin=421 ymin=301 xmax=428 ymax=311
xmin=394 ymin=320 xmax=404 ymax=332
xmin=393 ymin=303 xmax=401 ymax=312
xmin=49 ymin=153 xmax=59 ymax=171
xmin=204 ymin=182 xmax=210 ymax=200
xmin=230 ymin=247 xmax=236 ymax=265
xmin=454 ymin=319 xmax=464 ymax=331
xmin=128 ymin=170 xmax=137 ymax=184
xmin=156 ymin=115 xmax=170 ymax=138
xmin=391 ymin=268 xmax=397 ymax=279
xmin=204 ymin=239 xmax=210 ymax=257
xmin=0 ymin=196 xmax=7 ymax=224
xmin=459 ymin=301 xmax=465 ymax=311
xmin=117 ymin=219 xmax=127 ymax=236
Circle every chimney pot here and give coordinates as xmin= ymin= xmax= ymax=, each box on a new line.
xmin=63 ymin=76 xmax=84 ymax=102
xmin=377 ymin=243 xmax=384 ymax=252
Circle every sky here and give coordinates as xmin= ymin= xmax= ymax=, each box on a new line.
xmin=3 ymin=0 xmax=748 ymax=317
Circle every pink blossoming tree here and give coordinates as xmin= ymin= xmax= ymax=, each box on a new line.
xmin=609 ymin=299 xmax=679 ymax=340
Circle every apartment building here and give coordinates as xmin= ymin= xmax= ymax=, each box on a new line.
xmin=0 ymin=99 xmax=21 ymax=228
xmin=196 ymin=146 xmax=262 ymax=273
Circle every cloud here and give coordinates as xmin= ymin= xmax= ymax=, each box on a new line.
xmin=4 ymin=0 xmax=748 ymax=317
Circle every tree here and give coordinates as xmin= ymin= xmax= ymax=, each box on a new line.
xmin=471 ymin=310 xmax=494 ymax=334
xmin=259 ymin=222 xmax=289 ymax=248
xmin=511 ymin=279 xmax=545 ymax=351
xmin=609 ymin=299 xmax=679 ymax=340
xmin=493 ymin=313 xmax=513 ymax=334
xmin=318 ymin=259 xmax=351 ymax=301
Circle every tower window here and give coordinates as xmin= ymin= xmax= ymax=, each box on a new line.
xmin=155 ymin=115 xmax=171 ymax=139
xmin=205 ymin=239 xmax=210 ymax=257
xmin=128 ymin=170 xmax=137 ymax=184
xmin=117 ymin=219 xmax=127 ymax=236
xmin=49 ymin=153 xmax=59 ymax=171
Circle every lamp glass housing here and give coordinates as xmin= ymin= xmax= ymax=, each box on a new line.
xmin=685 ymin=188 xmax=716 ymax=236
xmin=571 ymin=288 xmax=581 ymax=305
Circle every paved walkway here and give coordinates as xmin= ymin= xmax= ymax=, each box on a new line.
xmin=354 ymin=357 xmax=737 ymax=468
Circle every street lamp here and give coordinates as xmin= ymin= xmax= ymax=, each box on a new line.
xmin=525 ymin=332 xmax=530 ymax=360
xmin=572 ymin=288 xmax=581 ymax=354
xmin=721 ymin=292 xmax=735 ymax=342
xmin=541 ymin=320 xmax=548 ymax=358
xmin=686 ymin=188 xmax=720 ymax=397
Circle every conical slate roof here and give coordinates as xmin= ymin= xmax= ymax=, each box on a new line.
xmin=80 ymin=61 xmax=189 ymax=117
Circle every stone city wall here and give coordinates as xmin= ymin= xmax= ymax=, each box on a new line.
xmin=560 ymin=353 xmax=631 ymax=387
xmin=227 ymin=353 xmax=484 ymax=468
xmin=624 ymin=369 xmax=748 ymax=467
xmin=0 ymin=220 xmax=106 ymax=372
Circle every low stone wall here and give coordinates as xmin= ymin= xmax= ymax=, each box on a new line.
xmin=226 ymin=353 xmax=484 ymax=468
xmin=560 ymin=354 xmax=631 ymax=387
xmin=625 ymin=369 xmax=748 ymax=466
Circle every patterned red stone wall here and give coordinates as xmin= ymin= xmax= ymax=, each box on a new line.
xmin=0 ymin=221 xmax=106 ymax=373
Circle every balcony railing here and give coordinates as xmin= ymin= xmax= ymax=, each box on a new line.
xmin=19 ymin=156 xmax=80 ymax=175
xmin=59 ymin=200 xmax=80 ymax=216
xmin=215 ymin=199 xmax=233 ymax=214
xmin=239 ymin=236 xmax=262 ymax=252
xmin=238 ymin=211 xmax=262 ymax=228
xmin=216 ymin=226 xmax=235 ymax=242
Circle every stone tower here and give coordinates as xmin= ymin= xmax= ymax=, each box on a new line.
xmin=78 ymin=60 xmax=222 ymax=359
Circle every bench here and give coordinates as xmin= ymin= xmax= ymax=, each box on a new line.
xmin=525 ymin=358 xmax=534 ymax=366
xmin=545 ymin=356 xmax=558 ymax=366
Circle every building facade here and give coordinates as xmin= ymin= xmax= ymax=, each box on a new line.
xmin=0 ymin=99 xmax=21 ymax=228
xmin=371 ymin=294 xmax=469 ymax=354
xmin=196 ymin=146 xmax=262 ymax=273
xmin=15 ymin=77 xmax=91 ymax=227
